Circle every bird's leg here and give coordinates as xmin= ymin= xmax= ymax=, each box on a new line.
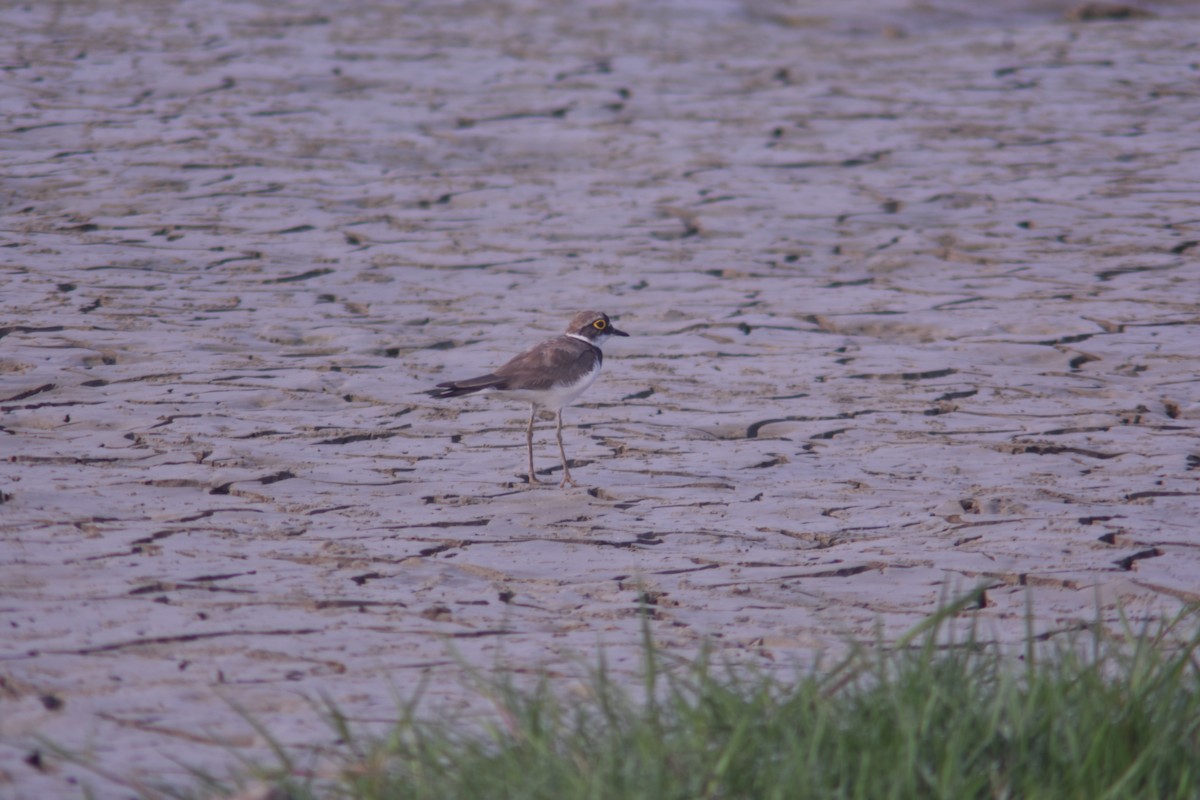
xmin=525 ymin=403 xmax=541 ymax=484
xmin=556 ymin=408 xmax=578 ymax=488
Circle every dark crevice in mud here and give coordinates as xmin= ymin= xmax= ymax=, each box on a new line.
xmin=314 ymin=599 xmax=408 ymax=610
xmin=824 ymin=277 xmax=874 ymax=288
xmin=1037 ymin=332 xmax=1097 ymax=346
xmin=754 ymin=150 xmax=890 ymax=169
xmin=291 ymin=474 xmax=410 ymax=488
xmin=948 ymin=518 xmax=1023 ymax=531
xmin=401 ymin=534 xmax=663 ymax=551
xmin=1009 ymin=444 xmax=1121 ymax=459
xmin=262 ymin=267 xmax=331 ymax=284
xmin=931 ymin=296 xmax=985 ymax=310
xmin=46 ymin=628 xmax=324 ymax=657
xmin=80 ymin=263 xmax=184 ymax=274
xmin=708 ymin=562 xmax=885 ymax=587
xmin=1 ymin=400 xmax=98 ymax=412
xmin=212 ymin=374 xmax=281 ymax=382
xmin=620 ymin=352 xmax=745 ymax=361
xmin=418 ymin=543 xmax=460 ymax=557
xmin=994 ymin=59 xmax=1116 ymax=78
xmin=317 ymin=430 xmax=402 ymax=445
xmin=457 ymin=107 xmax=570 ymax=128
xmin=442 ymin=629 xmax=517 ymax=639
xmin=104 ymin=372 xmax=185 ymax=384
xmin=180 ymin=160 xmax=262 ymax=170
xmin=382 ymin=518 xmax=491 ymax=530
xmin=421 ymin=494 xmax=466 ymax=505
xmin=128 ymin=581 xmax=255 ymax=595
xmin=601 ymin=535 xmax=662 ymax=549
xmin=207 ymin=253 xmax=262 ymax=268
xmin=0 ymin=323 xmax=64 ymax=340
xmin=186 ymin=571 xmax=257 ymax=583
xmin=745 ymin=455 xmax=789 ymax=469
xmin=653 ymin=500 xmax=730 ymax=510
xmin=1097 ymin=532 xmax=1162 ymax=547
xmin=0 ymin=383 xmax=56 ymax=403
xmin=81 ymin=548 xmax=146 ymax=562
xmin=149 ymin=413 xmax=203 ymax=429
xmin=1096 ymin=264 xmax=1177 ymax=282
xmin=848 ymin=368 xmax=958 ymax=381
xmin=1015 ymin=426 xmax=1112 ymax=437
xmin=1114 ymin=547 xmax=1164 ymax=571
xmin=662 ymin=320 xmax=812 ymax=337
xmin=744 ymin=411 xmax=873 ymax=439
xmin=382 ymin=340 xmax=479 ymax=356
xmin=308 ymin=504 xmax=355 ymax=515
xmin=974 ymin=571 xmax=1088 ymax=592
xmin=817 ymin=310 xmax=905 ymax=321
xmin=131 ymin=529 xmax=187 ymax=545
xmin=143 ymin=478 xmax=208 ymax=489
xmin=410 ymin=257 xmax=537 ymax=271
xmin=234 ymin=429 xmax=290 ymax=439
xmin=169 ymin=508 xmax=262 ymax=522
xmin=652 ymin=563 xmax=721 ymax=576
xmin=1068 ymin=353 xmax=1100 ymax=370
xmin=1125 ymin=490 xmax=1197 ymax=501
xmin=11 ymin=454 xmax=123 ymax=465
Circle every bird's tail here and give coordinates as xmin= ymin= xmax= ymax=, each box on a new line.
xmin=429 ymin=373 xmax=506 ymax=399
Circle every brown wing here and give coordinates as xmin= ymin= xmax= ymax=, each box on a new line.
xmin=493 ymin=337 xmax=600 ymax=391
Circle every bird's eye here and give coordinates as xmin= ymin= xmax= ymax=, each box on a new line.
xmin=593 ymin=319 xmax=607 ymax=330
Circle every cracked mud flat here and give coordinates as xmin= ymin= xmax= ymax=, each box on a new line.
xmin=2 ymin=0 xmax=1199 ymax=796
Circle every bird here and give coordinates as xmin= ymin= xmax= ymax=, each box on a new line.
xmin=429 ymin=310 xmax=629 ymax=487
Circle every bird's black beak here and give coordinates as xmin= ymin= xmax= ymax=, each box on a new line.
xmin=610 ymin=326 xmax=630 ymax=337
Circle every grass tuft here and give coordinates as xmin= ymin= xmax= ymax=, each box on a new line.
xmin=197 ymin=599 xmax=1200 ymax=798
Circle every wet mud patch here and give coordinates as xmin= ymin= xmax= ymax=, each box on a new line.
xmin=3 ymin=0 xmax=1200 ymax=796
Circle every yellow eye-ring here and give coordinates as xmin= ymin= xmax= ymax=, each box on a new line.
xmin=593 ymin=319 xmax=607 ymax=330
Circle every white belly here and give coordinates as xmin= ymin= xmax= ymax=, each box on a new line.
xmin=496 ymin=360 xmax=602 ymax=410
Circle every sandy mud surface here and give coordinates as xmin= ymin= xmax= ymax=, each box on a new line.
xmin=2 ymin=0 xmax=1199 ymax=796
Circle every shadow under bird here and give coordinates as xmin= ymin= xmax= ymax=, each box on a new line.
xmin=429 ymin=310 xmax=629 ymax=487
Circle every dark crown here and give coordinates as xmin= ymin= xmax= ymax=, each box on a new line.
xmin=565 ymin=310 xmax=627 ymax=341
xmin=567 ymin=310 xmax=608 ymax=336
